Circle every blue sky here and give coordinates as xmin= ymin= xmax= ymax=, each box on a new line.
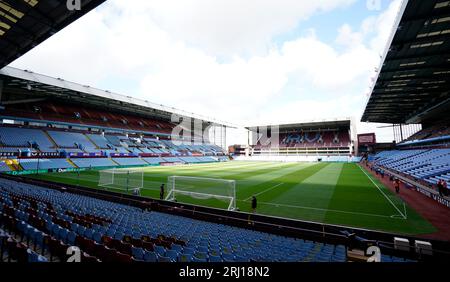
xmin=10 ymin=0 xmax=404 ymax=145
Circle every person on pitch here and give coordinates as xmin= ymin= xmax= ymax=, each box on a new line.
xmin=251 ymin=195 xmax=257 ymax=214
xmin=160 ymin=184 xmax=165 ymax=200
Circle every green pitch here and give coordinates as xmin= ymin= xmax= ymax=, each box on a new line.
xmin=28 ymin=161 xmax=436 ymax=235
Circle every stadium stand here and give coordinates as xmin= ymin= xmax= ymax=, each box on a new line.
xmin=4 ymin=102 xmax=176 ymax=134
xmin=71 ymin=158 xmax=117 ymax=169
xmin=0 ymin=178 xmax=350 ymax=262
xmin=18 ymin=159 xmax=72 ymax=171
xmin=243 ymin=119 xmax=356 ymax=162
xmin=86 ymin=134 xmax=111 ymax=149
xmin=0 ymin=124 xmax=227 ymax=172
xmin=371 ymin=149 xmax=450 ymax=187
xmin=0 ymin=127 xmax=55 ymax=151
xmin=112 ymin=158 xmax=148 ymax=167
xmin=47 ymin=131 xmax=96 ymax=152
xmin=280 ymin=129 xmax=351 ymax=148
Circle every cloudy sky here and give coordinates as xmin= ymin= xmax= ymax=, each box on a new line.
xmin=10 ymin=0 xmax=404 ymax=145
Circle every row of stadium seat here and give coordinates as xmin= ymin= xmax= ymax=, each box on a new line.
xmin=8 ymin=156 xmax=228 ymax=171
xmin=372 ymin=149 xmax=450 ymax=186
xmin=0 ymin=126 xmax=224 ymax=157
xmin=4 ymin=102 xmax=175 ymax=135
xmin=278 ymin=130 xmax=351 ymax=148
xmin=0 ymin=178 xmax=348 ymax=262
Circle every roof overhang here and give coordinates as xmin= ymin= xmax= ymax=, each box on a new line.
xmin=246 ymin=118 xmax=352 ymax=132
xmin=361 ymin=0 xmax=450 ymax=124
xmin=0 ymin=66 xmax=236 ymax=128
xmin=0 ymin=0 xmax=106 ymax=69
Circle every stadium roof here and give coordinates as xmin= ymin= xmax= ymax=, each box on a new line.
xmin=0 ymin=66 xmax=235 ymax=127
xmin=246 ymin=118 xmax=352 ymax=131
xmin=0 ymin=0 xmax=106 ymax=69
xmin=361 ymin=0 xmax=450 ymax=124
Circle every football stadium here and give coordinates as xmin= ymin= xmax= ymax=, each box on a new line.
xmin=0 ymin=0 xmax=449 ymax=267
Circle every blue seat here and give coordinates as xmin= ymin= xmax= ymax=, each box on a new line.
xmin=158 ymin=255 xmax=173 ymax=262
xmin=209 ymin=248 xmax=221 ymax=257
xmin=113 ymin=232 xmax=124 ymax=240
xmin=165 ymin=249 xmax=179 ymax=262
xmin=154 ymin=245 xmax=166 ymax=257
xmin=197 ymin=246 xmax=209 ymax=253
xmin=52 ymin=225 xmax=61 ymax=237
xmin=194 ymin=251 xmax=208 ymax=260
xmin=59 ymin=228 xmax=69 ymax=243
xmin=84 ymin=229 xmax=94 ymax=240
xmin=67 ymin=231 xmax=77 ymax=245
xmin=182 ymin=247 xmax=195 ymax=255
xmin=143 ymin=251 xmax=157 ymax=262
xmin=193 ymin=256 xmax=207 ymax=262
xmin=77 ymin=226 xmax=86 ymax=236
xmin=32 ymin=231 xmax=45 ymax=252
xmin=70 ymin=223 xmax=79 ymax=232
xmin=27 ymin=249 xmax=48 ymax=262
xmin=235 ymin=255 xmax=249 ymax=262
xmin=106 ymin=229 xmax=115 ymax=237
xmin=132 ymin=246 xmax=145 ymax=260
xmin=179 ymin=253 xmax=193 ymax=262
xmin=171 ymin=244 xmax=183 ymax=253
xmin=223 ymin=253 xmax=235 ymax=262
xmin=93 ymin=232 xmax=102 ymax=243
xmin=209 ymin=255 xmax=222 ymax=262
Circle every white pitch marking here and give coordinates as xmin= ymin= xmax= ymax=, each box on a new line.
xmin=239 ymin=200 xmax=407 ymax=220
xmin=357 ymin=164 xmax=407 ymax=219
xmin=244 ymin=183 xmax=284 ymax=201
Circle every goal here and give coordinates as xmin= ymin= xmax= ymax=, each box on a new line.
xmin=98 ymin=168 xmax=143 ymax=192
xmin=165 ymin=176 xmax=236 ymax=211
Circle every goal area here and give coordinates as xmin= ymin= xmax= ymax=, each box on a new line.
xmin=98 ymin=168 xmax=143 ymax=192
xmin=165 ymin=176 xmax=236 ymax=211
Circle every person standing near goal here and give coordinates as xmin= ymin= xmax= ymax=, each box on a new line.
xmin=160 ymin=184 xmax=165 ymax=200
xmin=251 ymin=196 xmax=257 ymax=213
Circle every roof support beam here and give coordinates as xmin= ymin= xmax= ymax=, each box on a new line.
xmin=390 ymin=33 xmax=449 ymax=48
xmin=1 ymin=97 xmax=47 ymax=105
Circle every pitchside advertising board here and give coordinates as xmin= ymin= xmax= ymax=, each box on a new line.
xmin=0 ymin=151 xmax=62 ymax=158
xmin=358 ymin=133 xmax=376 ymax=145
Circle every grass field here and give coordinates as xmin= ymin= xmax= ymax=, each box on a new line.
xmin=28 ymin=161 xmax=437 ymax=235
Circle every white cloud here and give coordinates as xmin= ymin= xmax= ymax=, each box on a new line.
xmin=9 ymin=0 xmax=402 ymax=146
xmin=112 ymin=0 xmax=357 ymax=57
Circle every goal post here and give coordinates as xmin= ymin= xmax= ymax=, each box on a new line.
xmin=98 ymin=168 xmax=143 ymax=192
xmin=165 ymin=176 xmax=236 ymax=211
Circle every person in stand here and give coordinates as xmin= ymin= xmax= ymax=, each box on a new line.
xmin=443 ymin=180 xmax=449 ymax=197
xmin=160 ymin=184 xmax=165 ymax=200
xmin=437 ymin=179 xmax=444 ymax=197
xmin=394 ymin=178 xmax=400 ymax=194
xmin=251 ymin=196 xmax=257 ymax=214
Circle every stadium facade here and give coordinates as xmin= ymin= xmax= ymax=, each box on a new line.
xmin=237 ymin=118 xmax=359 ymax=162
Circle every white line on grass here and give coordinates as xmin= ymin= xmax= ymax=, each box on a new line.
xmin=244 ymin=183 xmax=284 ymax=201
xmin=357 ymin=164 xmax=407 ymax=219
xmin=238 ymin=200 xmax=407 ymax=220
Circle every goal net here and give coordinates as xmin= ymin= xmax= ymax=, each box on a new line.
xmin=98 ymin=168 xmax=143 ymax=192
xmin=165 ymin=176 xmax=236 ymax=211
